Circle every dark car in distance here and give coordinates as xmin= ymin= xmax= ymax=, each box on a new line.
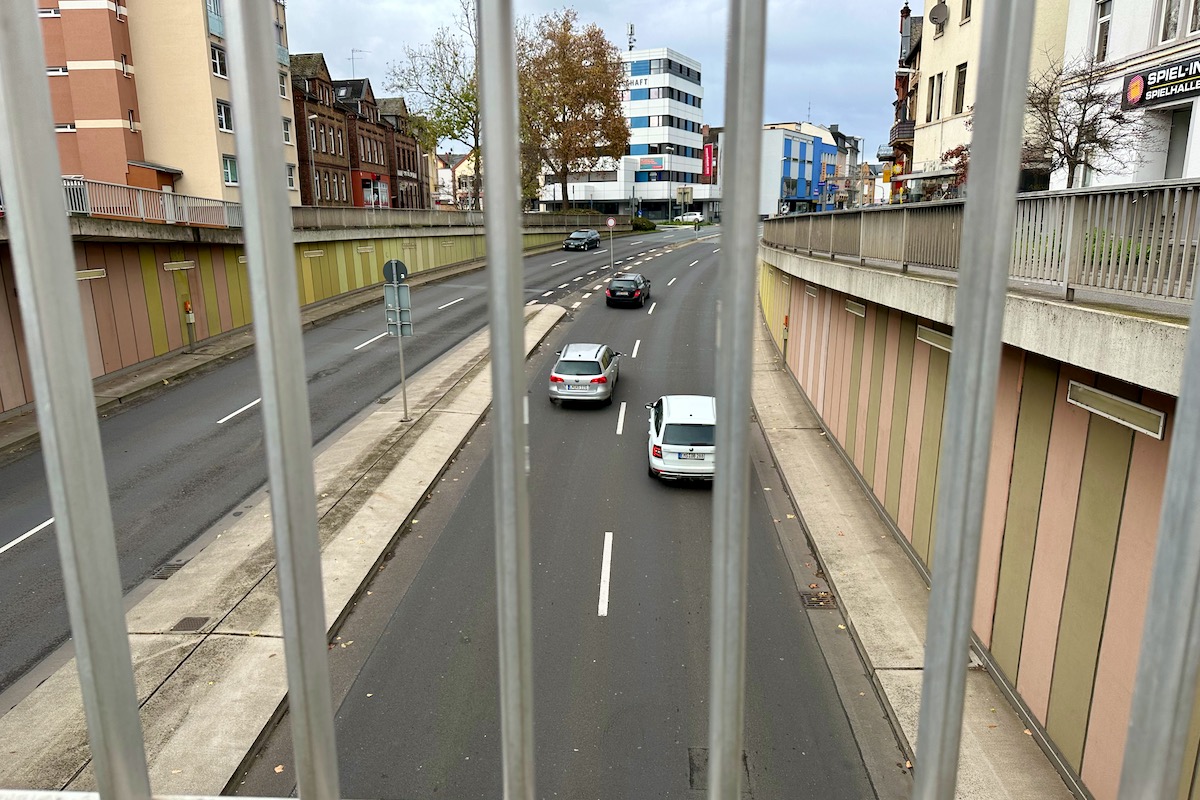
xmin=563 ymin=229 xmax=601 ymax=251
xmin=605 ymin=272 xmax=651 ymax=307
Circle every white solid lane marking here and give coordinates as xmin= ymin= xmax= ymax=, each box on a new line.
xmin=1 ymin=518 xmax=54 ymax=557
xmin=598 ymin=531 xmax=614 ymax=617
xmin=542 ymin=290 xmax=554 ymax=297
xmin=583 ymin=292 xmax=592 ymax=299
xmin=353 ymin=331 xmax=389 ymax=351
xmin=587 ymin=270 xmax=597 ymax=275
xmin=593 ymin=284 xmax=602 ymax=290
xmin=629 ymin=240 xmax=644 ymax=244
xmin=594 ymin=249 xmax=606 ymax=254
xmin=551 ymin=259 xmax=568 ymax=266
xmin=647 ymin=302 xmax=657 ymax=315
xmin=526 ymin=300 xmax=539 ymax=306
xmin=571 ymin=301 xmax=582 ymax=309
xmin=573 ymin=276 xmax=585 ymax=282
xmin=437 ymin=297 xmax=464 ymax=310
xmin=633 ymin=261 xmax=643 ymax=266
xmin=649 ymin=247 xmax=659 ymax=251
xmin=689 ymin=260 xmax=699 ymax=267
xmin=616 ymin=401 xmax=627 ymax=435
xmin=637 ymin=251 xmax=647 ymax=256
xmin=558 ymin=283 xmax=569 ymax=288
xmin=668 ymin=277 xmax=677 ymax=286
xmin=217 ymin=397 xmax=262 ymax=424
xmin=713 ymin=248 xmax=721 ymax=253
xmin=631 ymin=339 xmax=641 ymax=358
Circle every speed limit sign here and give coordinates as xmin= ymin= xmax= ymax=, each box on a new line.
xmin=606 ymin=217 xmax=616 ymax=228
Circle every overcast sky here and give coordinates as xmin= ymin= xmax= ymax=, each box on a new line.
xmin=285 ymin=0 xmax=907 ymax=161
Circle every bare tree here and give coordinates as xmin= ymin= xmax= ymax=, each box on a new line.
xmin=518 ymin=9 xmax=629 ymax=212
xmin=1025 ymin=56 xmax=1149 ymax=188
xmin=386 ymin=0 xmax=482 ymax=209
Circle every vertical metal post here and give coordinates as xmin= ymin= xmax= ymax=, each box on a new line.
xmin=0 ymin=5 xmax=152 ymax=798
xmin=397 ymin=318 xmax=411 ymax=422
xmin=475 ymin=1 xmax=535 ymax=798
xmin=707 ymin=0 xmax=767 ymax=797
xmin=225 ymin=3 xmax=340 ymax=798
xmin=913 ymin=2 xmax=1034 ymax=798
xmin=609 ymin=227 xmax=614 ymax=271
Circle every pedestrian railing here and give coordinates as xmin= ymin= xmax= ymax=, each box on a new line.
xmin=61 ymin=178 xmax=244 ymax=229
xmin=1 ymin=2 xmax=1198 ymax=800
xmin=765 ymin=178 xmax=1200 ymax=303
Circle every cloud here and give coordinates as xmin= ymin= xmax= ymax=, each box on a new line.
xmin=285 ymin=0 xmax=902 ymax=159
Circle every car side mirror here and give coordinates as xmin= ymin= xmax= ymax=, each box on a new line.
xmin=645 ymin=403 xmax=653 ymax=410
xmin=555 ymin=350 xmax=561 ymax=356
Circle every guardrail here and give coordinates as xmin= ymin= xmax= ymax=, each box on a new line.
xmin=291 ymin=206 xmax=629 ymax=231
xmin=763 ymin=178 xmax=1200 ymax=303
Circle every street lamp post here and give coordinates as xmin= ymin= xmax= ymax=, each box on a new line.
xmin=665 ymin=144 xmax=675 ymax=222
xmin=307 ymin=112 xmax=319 ymax=208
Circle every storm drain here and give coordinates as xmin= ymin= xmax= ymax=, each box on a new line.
xmin=150 ymin=560 xmax=188 ymax=580
xmin=170 ymin=616 xmax=210 ymax=633
xmin=800 ymin=590 xmax=838 ymax=609
xmin=688 ymin=747 xmax=751 ymax=793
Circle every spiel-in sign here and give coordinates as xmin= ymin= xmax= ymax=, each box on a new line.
xmin=1123 ymin=56 xmax=1200 ymax=109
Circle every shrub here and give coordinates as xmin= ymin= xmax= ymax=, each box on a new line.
xmin=631 ymin=216 xmax=656 ymax=232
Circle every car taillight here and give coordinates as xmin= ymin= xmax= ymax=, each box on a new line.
xmin=633 ymin=289 xmax=641 ymax=297
xmin=605 ymin=289 xmax=612 ymax=297
xmin=550 ymin=375 xmax=564 ymax=383
xmin=590 ymin=376 xmax=607 ymax=384
xmin=652 ymin=445 xmax=662 ymax=458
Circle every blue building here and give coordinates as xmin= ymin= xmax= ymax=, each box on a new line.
xmin=759 ymin=123 xmax=848 ymax=217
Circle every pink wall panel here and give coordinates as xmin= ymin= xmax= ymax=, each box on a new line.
xmin=1017 ymin=365 xmax=1094 ymax=721
xmin=1080 ymin=390 xmax=1173 ymax=800
xmin=102 ymin=245 xmax=141 ymax=368
xmin=838 ymin=296 xmax=855 ymax=444
xmin=873 ymin=310 xmax=901 ymax=501
xmin=973 ymin=346 xmax=1024 ymax=646
xmin=898 ymin=338 xmax=931 ymax=541
xmin=82 ymin=245 xmax=122 ymax=375
xmin=854 ymin=304 xmax=876 ymax=467
xmin=122 ymin=247 xmax=156 ymax=363
xmin=816 ymin=289 xmax=832 ymax=412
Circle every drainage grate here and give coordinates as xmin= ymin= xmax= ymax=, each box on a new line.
xmin=800 ymin=590 xmax=838 ymax=609
xmin=170 ymin=616 xmax=210 ymax=633
xmin=150 ymin=560 xmax=188 ymax=580
xmin=688 ymin=747 xmax=751 ymax=793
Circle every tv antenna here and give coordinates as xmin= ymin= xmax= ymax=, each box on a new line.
xmin=349 ymin=48 xmax=371 ymax=78
xmin=627 ymin=23 xmax=636 ymax=51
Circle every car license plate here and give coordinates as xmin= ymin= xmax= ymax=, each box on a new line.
xmin=566 ymin=385 xmax=589 ymax=392
xmin=617 ymin=291 xmax=630 ymax=296
xmin=679 ymin=453 xmax=705 ymax=460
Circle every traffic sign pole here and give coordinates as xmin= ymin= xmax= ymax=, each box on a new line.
xmin=606 ymin=217 xmax=616 ymax=272
xmin=383 ymin=259 xmax=413 ymax=422
xmin=396 ymin=321 xmax=410 ymax=422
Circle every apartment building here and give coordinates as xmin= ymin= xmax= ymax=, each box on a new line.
xmin=334 ymin=79 xmax=391 ymax=207
xmin=38 ymin=0 xmax=176 ymax=189
xmin=1057 ymin=0 xmax=1200 ymax=186
xmin=290 ymin=53 xmax=352 ymax=207
xmin=378 ymin=97 xmax=428 ymax=209
xmin=126 ymin=0 xmax=299 ymax=204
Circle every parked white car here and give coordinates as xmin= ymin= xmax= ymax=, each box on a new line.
xmin=672 ymin=211 xmax=704 ymax=223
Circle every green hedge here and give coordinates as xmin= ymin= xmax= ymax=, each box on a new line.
xmin=631 ymin=217 xmax=657 ymax=232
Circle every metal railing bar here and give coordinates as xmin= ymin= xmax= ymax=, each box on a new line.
xmin=475 ymin=1 xmax=536 ymax=798
xmin=912 ymin=0 xmax=1035 ymax=797
xmin=0 ymin=4 xmax=152 ymax=798
xmin=224 ymin=2 xmax=340 ymax=797
xmin=707 ymin=0 xmax=767 ymax=797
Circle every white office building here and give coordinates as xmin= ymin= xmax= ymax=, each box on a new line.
xmin=538 ymin=47 xmax=719 ymax=220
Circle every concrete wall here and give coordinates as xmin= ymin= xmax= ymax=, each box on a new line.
xmin=0 ymin=226 xmax=566 ymax=415
xmin=758 ymin=249 xmax=1199 ymax=800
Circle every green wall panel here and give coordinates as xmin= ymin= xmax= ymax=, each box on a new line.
xmin=885 ymin=316 xmax=917 ymax=518
xmin=864 ymin=307 xmax=888 ymax=486
xmin=912 ymin=345 xmax=949 ymax=565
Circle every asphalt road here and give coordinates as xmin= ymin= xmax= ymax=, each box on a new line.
xmin=236 ymin=233 xmax=895 ymax=798
xmin=0 ymin=226 xmax=696 ymax=694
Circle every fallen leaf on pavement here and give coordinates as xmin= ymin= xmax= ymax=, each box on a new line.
xmin=837 ymin=624 xmax=846 ymax=630
xmin=786 ymin=514 xmax=795 ymax=519
xmin=1023 ymin=729 xmax=1032 ymax=736
xmin=274 ymin=764 xmax=284 ymax=774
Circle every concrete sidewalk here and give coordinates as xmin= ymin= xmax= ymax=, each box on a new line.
xmin=0 ymin=303 xmax=565 ymax=794
xmin=751 ymin=308 xmax=1074 ymax=799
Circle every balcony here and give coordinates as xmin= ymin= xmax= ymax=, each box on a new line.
xmin=277 ymin=44 xmax=289 ymax=66
xmin=876 ymin=145 xmax=895 ymax=161
xmin=207 ymin=10 xmax=224 ymax=38
xmin=889 ymin=119 xmax=915 ymax=146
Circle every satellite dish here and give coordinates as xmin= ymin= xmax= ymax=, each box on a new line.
xmin=928 ymin=1 xmax=950 ymax=25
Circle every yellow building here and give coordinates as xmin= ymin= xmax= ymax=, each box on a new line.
xmin=126 ymin=0 xmax=300 ymax=205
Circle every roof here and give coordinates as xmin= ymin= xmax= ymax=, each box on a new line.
xmin=127 ymin=159 xmax=183 ymax=175
xmin=559 ymin=343 xmax=606 ymax=361
xmin=662 ymin=395 xmax=716 ymax=424
xmin=377 ymin=97 xmax=410 ymax=118
xmin=440 ymin=152 xmax=470 ymax=170
xmin=333 ymin=78 xmax=375 ymax=105
xmin=289 ymin=53 xmax=330 ymax=81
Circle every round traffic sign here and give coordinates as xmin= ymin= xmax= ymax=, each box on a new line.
xmin=383 ymin=259 xmax=409 ymax=284
xmin=606 ymin=217 xmax=616 ymax=228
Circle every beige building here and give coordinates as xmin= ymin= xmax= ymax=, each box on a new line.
xmin=127 ymin=0 xmax=299 ymax=204
xmin=909 ymin=0 xmax=1068 ymax=186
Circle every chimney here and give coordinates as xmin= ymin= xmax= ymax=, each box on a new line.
xmin=900 ymin=1 xmax=910 ymax=32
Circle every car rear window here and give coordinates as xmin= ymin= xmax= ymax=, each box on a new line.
xmin=554 ymin=359 xmax=601 ymax=375
xmin=610 ymin=279 xmax=636 ymax=289
xmin=663 ymin=423 xmax=715 ymax=446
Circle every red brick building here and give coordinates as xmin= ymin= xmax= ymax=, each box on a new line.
xmin=290 ymin=53 xmax=352 ymax=206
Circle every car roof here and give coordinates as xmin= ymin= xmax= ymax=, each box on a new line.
xmin=611 ymin=272 xmax=643 ymax=281
xmin=558 ymin=342 xmax=606 ymax=360
xmin=661 ymin=394 xmax=716 ymax=424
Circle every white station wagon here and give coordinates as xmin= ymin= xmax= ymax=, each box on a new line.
xmin=646 ymin=394 xmax=716 ymax=480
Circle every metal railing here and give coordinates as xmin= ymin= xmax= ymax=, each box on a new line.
xmin=61 ymin=178 xmax=244 ymax=228
xmin=291 ymin=206 xmax=628 ymax=231
xmin=764 ymin=178 xmax=1200 ymax=303
xmin=2 ymin=2 xmax=1199 ymax=800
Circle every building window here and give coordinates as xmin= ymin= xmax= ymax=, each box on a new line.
xmin=319 ymin=125 xmax=327 ymax=152
xmin=336 ymin=129 xmax=343 ymax=155
xmin=128 ymin=109 xmax=136 ymax=130
xmin=313 ymin=173 xmax=320 ymax=198
xmin=309 ymin=119 xmax=316 ymax=150
xmin=282 ymin=117 xmax=292 ymax=144
xmin=340 ymin=173 xmax=347 ymax=201
xmin=1163 ymin=0 xmax=1182 ymax=41
xmin=962 ymin=0 xmax=972 ymax=19
xmin=953 ymin=63 xmax=967 ymax=114
xmin=360 ymin=135 xmax=366 ymax=160
xmin=926 ymin=75 xmax=936 ymax=122
xmin=207 ymin=0 xmax=222 ymax=13
xmin=278 ymin=71 xmax=288 ymax=97
xmin=216 ymin=100 xmax=233 ymax=132
xmin=222 ymin=155 xmax=238 ymax=185
xmin=323 ymin=172 xmax=330 ymax=200
xmin=211 ymin=45 xmax=227 ymax=78
xmin=287 ymin=164 xmax=297 ymax=189
xmin=1095 ymin=0 xmax=1113 ymax=60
